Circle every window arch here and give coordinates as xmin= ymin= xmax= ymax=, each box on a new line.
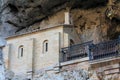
xmin=18 ymin=45 xmax=24 ymax=58
xmin=43 ymin=40 xmax=48 ymax=53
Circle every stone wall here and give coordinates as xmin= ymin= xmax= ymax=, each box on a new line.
xmin=4 ymin=57 xmax=120 ymax=80
xmin=3 ymin=25 xmax=80 ymax=79
xmin=3 ymin=26 xmax=63 ymax=76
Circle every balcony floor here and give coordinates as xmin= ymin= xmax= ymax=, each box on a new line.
xmin=89 ymin=55 xmax=120 ymax=64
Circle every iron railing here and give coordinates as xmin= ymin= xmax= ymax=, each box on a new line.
xmin=0 ymin=49 xmax=2 ymax=60
xmin=61 ymin=41 xmax=93 ymax=62
xmin=89 ymin=38 xmax=120 ymax=61
xmin=61 ymin=37 xmax=120 ymax=62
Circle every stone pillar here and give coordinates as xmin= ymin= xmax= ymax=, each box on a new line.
xmin=26 ymin=38 xmax=34 ymax=79
xmin=0 ymin=36 xmax=6 ymax=80
xmin=64 ymin=11 xmax=73 ymax=25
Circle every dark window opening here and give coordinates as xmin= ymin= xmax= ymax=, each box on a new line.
xmin=46 ymin=43 xmax=48 ymax=52
xmin=43 ymin=40 xmax=48 ymax=53
xmin=21 ymin=47 xmax=23 ymax=57
xmin=18 ymin=45 xmax=24 ymax=58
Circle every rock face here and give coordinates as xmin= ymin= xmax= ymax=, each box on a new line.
xmin=0 ymin=0 xmax=68 ymax=28
xmin=0 ymin=0 xmax=119 ymax=40
xmin=5 ymin=69 xmax=120 ymax=80
xmin=0 ymin=49 xmax=5 ymax=80
xmin=5 ymin=69 xmax=90 ymax=80
xmin=0 ymin=36 xmax=6 ymax=80
xmin=0 ymin=0 xmax=107 ymax=28
xmin=0 ymin=64 xmax=5 ymax=80
xmin=34 ymin=69 xmax=89 ymax=80
xmin=0 ymin=0 xmax=110 ymax=36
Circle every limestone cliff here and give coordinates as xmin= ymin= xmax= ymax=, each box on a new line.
xmin=0 ymin=0 xmax=120 ymax=41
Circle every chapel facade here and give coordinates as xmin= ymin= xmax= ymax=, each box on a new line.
xmin=3 ymin=20 xmax=80 ymax=78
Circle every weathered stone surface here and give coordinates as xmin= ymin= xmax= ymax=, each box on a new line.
xmin=0 ymin=36 xmax=6 ymax=80
xmin=1 ymin=0 xmax=120 ymax=40
xmin=34 ymin=69 xmax=89 ymax=80
xmin=0 ymin=0 xmax=108 ymax=27
xmin=0 ymin=0 xmax=119 ymax=40
xmin=0 ymin=0 xmax=110 ymax=36
xmin=5 ymin=70 xmax=14 ymax=80
xmin=0 ymin=64 xmax=5 ymax=80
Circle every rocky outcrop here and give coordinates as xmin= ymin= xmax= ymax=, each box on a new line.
xmin=0 ymin=0 xmax=109 ymax=36
xmin=34 ymin=69 xmax=89 ymax=80
xmin=0 ymin=0 xmax=119 ymax=41
xmin=0 ymin=49 xmax=5 ymax=80
xmin=5 ymin=69 xmax=120 ymax=80
xmin=5 ymin=69 xmax=90 ymax=80
xmin=0 ymin=0 xmax=107 ymax=28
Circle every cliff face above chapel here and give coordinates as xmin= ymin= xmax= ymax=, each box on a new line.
xmin=0 ymin=0 xmax=120 ymax=42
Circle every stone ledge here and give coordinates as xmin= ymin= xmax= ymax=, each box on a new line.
xmin=89 ymin=56 xmax=120 ymax=64
xmin=60 ymin=57 xmax=89 ymax=66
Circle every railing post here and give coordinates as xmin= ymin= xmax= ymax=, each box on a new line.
xmin=60 ymin=49 xmax=63 ymax=63
xmin=87 ymin=44 xmax=92 ymax=61
xmin=86 ymin=45 xmax=90 ymax=60
xmin=118 ymin=36 xmax=120 ymax=56
xmin=61 ymin=48 xmax=66 ymax=62
xmin=68 ymin=46 xmax=71 ymax=61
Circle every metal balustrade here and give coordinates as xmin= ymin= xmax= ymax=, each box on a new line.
xmin=61 ymin=37 xmax=120 ymax=62
xmin=0 ymin=49 xmax=2 ymax=60
xmin=89 ymin=38 xmax=120 ymax=61
xmin=61 ymin=41 xmax=92 ymax=62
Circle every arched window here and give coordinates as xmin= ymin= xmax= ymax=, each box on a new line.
xmin=43 ymin=40 xmax=48 ymax=53
xmin=70 ymin=39 xmax=74 ymax=46
xmin=18 ymin=45 xmax=24 ymax=58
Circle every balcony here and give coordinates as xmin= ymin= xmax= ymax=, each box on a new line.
xmin=61 ymin=37 xmax=120 ymax=63
xmin=89 ymin=38 xmax=120 ymax=62
xmin=61 ymin=41 xmax=92 ymax=62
